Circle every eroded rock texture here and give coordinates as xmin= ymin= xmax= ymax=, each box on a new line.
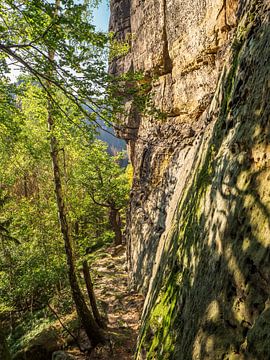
xmin=110 ymin=0 xmax=270 ymax=358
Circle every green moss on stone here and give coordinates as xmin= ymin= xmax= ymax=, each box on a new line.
xmin=136 ymin=4 xmax=270 ymax=359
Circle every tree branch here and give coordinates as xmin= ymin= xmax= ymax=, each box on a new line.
xmin=88 ymin=192 xmax=111 ymax=209
xmin=47 ymin=302 xmax=82 ymax=350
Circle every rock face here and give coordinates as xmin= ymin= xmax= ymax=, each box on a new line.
xmin=110 ymin=0 xmax=270 ymax=358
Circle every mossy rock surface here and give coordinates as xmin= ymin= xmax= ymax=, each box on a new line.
xmin=136 ymin=3 xmax=270 ymax=360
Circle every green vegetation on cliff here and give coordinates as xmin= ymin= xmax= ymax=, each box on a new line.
xmin=136 ymin=2 xmax=270 ymax=359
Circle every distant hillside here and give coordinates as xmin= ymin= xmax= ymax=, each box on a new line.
xmin=96 ymin=120 xmax=126 ymax=153
xmin=96 ymin=120 xmax=128 ymax=166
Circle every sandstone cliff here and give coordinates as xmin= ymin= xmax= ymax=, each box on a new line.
xmin=110 ymin=0 xmax=270 ymax=358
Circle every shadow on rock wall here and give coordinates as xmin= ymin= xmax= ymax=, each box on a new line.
xmin=137 ymin=3 xmax=270 ymax=359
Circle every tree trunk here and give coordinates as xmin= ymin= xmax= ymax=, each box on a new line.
xmin=109 ymin=208 xmax=123 ymax=246
xmin=23 ymin=173 xmax=28 ymax=197
xmin=83 ymin=260 xmax=105 ymax=328
xmin=48 ymin=115 xmax=105 ymax=347
xmin=0 ymin=327 xmax=11 ymax=360
xmin=47 ymin=1 xmax=105 ymax=347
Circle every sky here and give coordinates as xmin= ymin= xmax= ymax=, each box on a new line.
xmin=92 ymin=0 xmax=110 ymax=31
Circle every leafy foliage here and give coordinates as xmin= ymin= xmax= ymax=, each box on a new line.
xmin=0 ymin=0 xmax=135 ymax=353
xmin=0 ymin=80 xmax=130 ymax=352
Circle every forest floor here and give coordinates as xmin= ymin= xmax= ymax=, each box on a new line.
xmin=68 ymin=245 xmax=145 ymax=360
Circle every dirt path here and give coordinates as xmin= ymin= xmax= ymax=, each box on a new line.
xmin=69 ymin=245 xmax=144 ymax=360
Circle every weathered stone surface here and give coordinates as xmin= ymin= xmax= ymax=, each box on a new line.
xmin=52 ymin=351 xmax=75 ymax=360
xmin=110 ymin=0 xmax=270 ymax=358
xmin=109 ymin=0 xmax=133 ymax=75
xmin=110 ymin=0 xmax=238 ymax=293
xmin=109 ymin=0 xmax=131 ymax=41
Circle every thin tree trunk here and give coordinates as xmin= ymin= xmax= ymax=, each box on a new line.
xmin=23 ymin=173 xmax=28 ymax=197
xmin=74 ymin=221 xmax=79 ymax=236
xmin=47 ymin=302 xmax=81 ymax=349
xmin=48 ymin=102 xmax=105 ymax=347
xmin=0 ymin=327 xmax=11 ymax=360
xmin=83 ymin=260 xmax=105 ymax=328
xmin=109 ymin=208 xmax=123 ymax=246
xmin=46 ymin=0 xmax=105 ymax=347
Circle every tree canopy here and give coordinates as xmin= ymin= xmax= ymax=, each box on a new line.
xmin=0 ymin=1 xmax=107 ymax=102
xmin=0 ymin=1 xmax=134 ymax=354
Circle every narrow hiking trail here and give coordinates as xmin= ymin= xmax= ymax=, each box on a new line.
xmin=69 ymin=245 xmax=144 ymax=360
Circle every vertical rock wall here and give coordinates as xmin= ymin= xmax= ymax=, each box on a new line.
xmin=110 ymin=0 xmax=238 ymax=292
xmin=110 ymin=0 xmax=270 ymax=358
